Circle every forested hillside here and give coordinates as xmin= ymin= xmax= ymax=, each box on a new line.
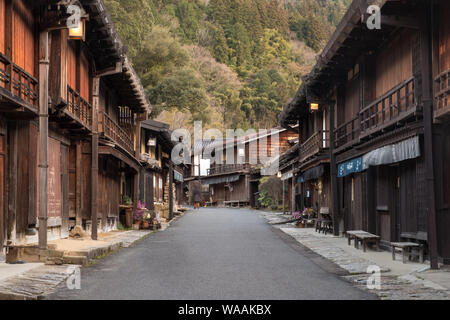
xmin=105 ymin=0 xmax=351 ymax=130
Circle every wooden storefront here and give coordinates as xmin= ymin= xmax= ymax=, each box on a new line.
xmin=0 ymin=1 xmax=150 ymax=251
xmin=279 ymin=0 xmax=450 ymax=266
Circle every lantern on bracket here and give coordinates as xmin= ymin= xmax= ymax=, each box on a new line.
xmin=67 ymin=1 xmax=89 ymax=41
xmin=309 ymin=103 xmax=319 ymax=112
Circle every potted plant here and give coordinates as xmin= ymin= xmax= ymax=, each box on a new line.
xmin=122 ymin=195 xmax=133 ymax=206
xmin=292 ymin=211 xmax=304 ymax=228
xmin=133 ymin=201 xmax=145 ymax=230
xmin=142 ymin=206 xmax=152 ymax=230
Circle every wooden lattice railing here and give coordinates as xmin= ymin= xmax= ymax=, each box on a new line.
xmin=98 ymin=111 xmax=135 ymax=155
xmin=334 ymin=117 xmax=360 ymax=150
xmin=434 ymin=68 xmax=450 ymax=120
xmin=299 ymin=130 xmax=329 ymax=162
xmin=360 ymin=77 xmax=416 ymax=137
xmin=67 ymin=85 xmax=92 ymax=128
xmin=0 ymin=52 xmax=38 ymax=108
xmin=207 ymin=163 xmax=250 ymax=176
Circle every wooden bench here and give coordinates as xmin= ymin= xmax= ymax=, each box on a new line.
xmin=391 ymin=242 xmax=424 ymax=264
xmin=205 ymin=201 xmax=217 ymax=207
xmin=346 ymin=230 xmax=381 ymax=252
xmin=315 ymin=213 xmax=333 ymax=234
xmin=224 ymin=200 xmax=249 ymax=208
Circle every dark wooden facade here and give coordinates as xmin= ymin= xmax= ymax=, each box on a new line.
xmin=190 ymin=128 xmax=298 ymax=207
xmin=280 ymin=0 xmax=450 ymax=266
xmin=0 ymin=0 xmax=152 ymax=251
xmin=138 ymin=119 xmax=185 ymax=220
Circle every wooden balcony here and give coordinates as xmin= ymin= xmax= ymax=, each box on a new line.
xmin=207 ymin=163 xmax=250 ymax=176
xmin=434 ymin=68 xmax=450 ymax=121
xmin=0 ymin=52 xmax=38 ymax=111
xmin=360 ymin=77 xmax=417 ymax=139
xmin=334 ymin=117 xmax=360 ymax=151
xmin=67 ymin=85 xmax=92 ymax=129
xmin=98 ymin=111 xmax=135 ymax=155
xmin=299 ymin=130 xmax=329 ymax=162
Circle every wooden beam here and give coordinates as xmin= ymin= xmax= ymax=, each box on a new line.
xmin=329 ymin=100 xmax=339 ymax=237
xmin=38 ymin=31 xmax=49 ymax=250
xmin=169 ymin=161 xmax=174 ymax=220
xmin=7 ymin=121 xmax=18 ymax=245
xmin=91 ymin=77 xmax=100 ymax=240
xmin=75 ymin=141 xmax=82 ymax=226
xmin=420 ymin=3 xmax=438 ymax=269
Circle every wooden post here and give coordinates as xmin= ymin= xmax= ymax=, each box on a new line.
xmin=169 ymin=161 xmax=174 ymax=220
xmin=91 ymin=77 xmax=100 ymax=240
xmin=149 ymin=172 xmax=155 ymax=210
xmin=420 ymin=6 xmax=439 ymax=269
xmin=329 ymin=102 xmax=339 ymax=236
xmin=7 ymin=122 xmax=18 ymax=245
xmin=292 ymin=164 xmax=296 ymax=212
xmin=38 ymin=31 xmax=49 ymax=249
xmin=75 ymin=141 xmax=82 ymax=226
xmin=133 ymin=172 xmax=139 ymax=212
xmin=5 ymin=0 xmax=13 ymax=93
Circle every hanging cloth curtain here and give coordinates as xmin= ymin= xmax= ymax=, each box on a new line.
xmin=362 ymin=136 xmax=420 ymax=170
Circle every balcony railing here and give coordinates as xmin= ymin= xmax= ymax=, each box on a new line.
xmin=299 ymin=130 xmax=329 ymax=162
xmin=434 ymin=68 xmax=450 ymax=120
xmin=67 ymin=85 xmax=92 ymax=129
xmin=0 ymin=52 xmax=38 ymax=108
xmin=98 ymin=111 xmax=135 ymax=155
xmin=360 ymin=77 xmax=417 ymax=138
xmin=207 ymin=163 xmax=250 ymax=176
xmin=334 ymin=117 xmax=360 ymax=150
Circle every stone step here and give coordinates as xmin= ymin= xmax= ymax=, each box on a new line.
xmin=62 ymin=255 xmax=88 ymax=266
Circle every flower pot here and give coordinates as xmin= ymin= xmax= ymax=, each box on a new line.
xmin=132 ymin=222 xmax=141 ymax=230
xmin=142 ymin=221 xmax=150 ymax=229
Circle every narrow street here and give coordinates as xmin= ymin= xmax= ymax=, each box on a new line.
xmin=48 ymin=208 xmax=375 ymax=300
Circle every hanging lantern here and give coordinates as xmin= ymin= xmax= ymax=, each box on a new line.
xmin=310 ymin=103 xmax=319 ymax=112
xmin=68 ymin=18 xmax=86 ymax=40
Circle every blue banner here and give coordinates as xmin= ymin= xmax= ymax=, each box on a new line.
xmin=338 ymin=157 xmax=363 ymax=178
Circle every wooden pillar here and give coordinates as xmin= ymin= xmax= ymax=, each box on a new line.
xmin=91 ymin=77 xmax=100 ymax=240
xmin=329 ymin=102 xmax=339 ymax=236
xmin=169 ymin=161 xmax=174 ymax=220
xmin=133 ymin=171 xmax=139 ymax=212
xmin=75 ymin=141 xmax=82 ymax=226
xmin=149 ymin=172 xmax=154 ymax=210
xmin=38 ymin=31 xmax=49 ymax=249
xmin=292 ymin=164 xmax=296 ymax=212
xmin=5 ymin=0 xmax=12 ymax=93
xmin=61 ymin=144 xmax=69 ymax=238
xmin=7 ymin=122 xmax=18 ymax=245
xmin=420 ymin=6 xmax=439 ymax=269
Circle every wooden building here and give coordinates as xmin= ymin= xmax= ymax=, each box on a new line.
xmin=0 ymin=0 xmax=151 ymax=253
xmin=277 ymin=142 xmax=299 ymax=213
xmin=194 ymin=128 xmax=298 ymax=207
xmin=280 ymin=0 xmax=450 ymax=267
xmin=138 ymin=119 xmax=186 ymax=221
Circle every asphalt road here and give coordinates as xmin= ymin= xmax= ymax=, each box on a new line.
xmin=48 ymin=208 xmax=375 ymax=300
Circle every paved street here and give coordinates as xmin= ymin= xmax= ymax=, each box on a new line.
xmin=48 ymin=208 xmax=375 ymax=300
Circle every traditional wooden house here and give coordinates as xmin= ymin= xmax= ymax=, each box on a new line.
xmin=277 ymin=142 xmax=299 ymax=213
xmin=0 ymin=0 xmax=150 ymax=254
xmin=137 ymin=119 xmax=186 ymax=221
xmin=280 ymin=0 xmax=450 ymax=267
xmin=200 ymin=127 xmax=298 ymax=207
xmin=293 ymin=105 xmax=331 ymax=216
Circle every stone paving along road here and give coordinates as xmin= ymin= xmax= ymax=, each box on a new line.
xmin=48 ymin=208 xmax=376 ymax=300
